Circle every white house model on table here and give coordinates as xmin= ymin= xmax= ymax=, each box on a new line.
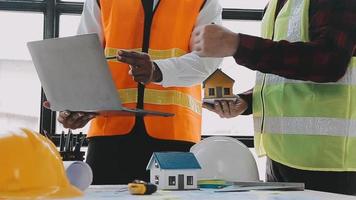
xmin=146 ymin=152 xmax=202 ymax=190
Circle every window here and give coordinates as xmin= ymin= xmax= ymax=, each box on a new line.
xmin=208 ymin=2 xmax=267 ymax=181
xmin=154 ymin=175 xmax=159 ymax=185
xmin=208 ymin=88 xmax=215 ymax=96
xmin=202 ymin=21 xmax=261 ymax=137
xmin=59 ymin=15 xmax=81 ymax=37
xmin=168 ymin=176 xmax=176 ymax=186
xmin=154 ymin=161 xmax=159 ymax=168
xmin=224 ymin=88 xmax=231 ymax=95
xmin=0 ymin=0 xmax=86 ymax=137
xmin=187 ymin=176 xmax=193 ymax=185
xmin=0 ymin=11 xmax=43 ymax=134
xmin=219 ymin=0 xmax=269 ymax=9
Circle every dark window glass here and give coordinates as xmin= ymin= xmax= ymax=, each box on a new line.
xmin=154 ymin=175 xmax=159 ymax=185
xmin=224 ymin=88 xmax=230 ymax=95
xmin=209 ymin=88 xmax=215 ymax=96
xmin=154 ymin=161 xmax=159 ymax=168
xmin=168 ymin=176 xmax=176 ymax=186
xmin=187 ymin=176 xmax=193 ymax=185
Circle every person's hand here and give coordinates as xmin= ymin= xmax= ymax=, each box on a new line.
xmin=203 ymin=97 xmax=248 ymax=118
xmin=116 ymin=50 xmax=162 ymax=84
xmin=58 ymin=111 xmax=96 ymax=129
xmin=191 ymin=24 xmax=239 ymax=58
xmin=43 ymin=101 xmax=97 ymax=129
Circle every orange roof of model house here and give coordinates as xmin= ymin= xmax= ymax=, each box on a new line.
xmin=203 ymin=69 xmax=235 ymax=99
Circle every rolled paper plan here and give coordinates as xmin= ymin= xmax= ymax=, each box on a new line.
xmin=63 ymin=161 xmax=93 ymax=191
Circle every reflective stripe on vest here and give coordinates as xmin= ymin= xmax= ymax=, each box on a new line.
xmin=255 ymin=116 xmax=356 ymax=137
xmin=88 ymin=0 xmax=204 ymax=143
xmin=105 ymin=48 xmax=187 ymax=60
xmin=253 ymin=0 xmax=356 ymax=171
xmin=117 ymin=88 xmax=202 ymax=115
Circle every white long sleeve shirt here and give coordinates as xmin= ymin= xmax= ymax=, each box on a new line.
xmin=77 ymin=0 xmax=223 ymax=87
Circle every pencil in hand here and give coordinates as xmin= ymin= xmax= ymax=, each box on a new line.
xmin=106 ymin=56 xmax=117 ymax=60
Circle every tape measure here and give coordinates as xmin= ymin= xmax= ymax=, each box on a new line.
xmin=128 ymin=180 xmax=157 ymax=195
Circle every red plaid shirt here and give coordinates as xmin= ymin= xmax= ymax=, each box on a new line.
xmin=237 ymin=0 xmax=356 ymax=115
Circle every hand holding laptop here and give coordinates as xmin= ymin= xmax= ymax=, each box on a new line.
xmin=58 ymin=111 xmax=96 ymax=129
xmin=43 ymin=101 xmax=97 ymax=129
xmin=27 ymin=34 xmax=173 ymax=118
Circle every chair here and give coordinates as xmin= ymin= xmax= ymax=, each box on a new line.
xmin=190 ymin=136 xmax=259 ymax=182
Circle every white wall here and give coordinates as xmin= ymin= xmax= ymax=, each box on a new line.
xmin=158 ymin=170 xmax=198 ymax=190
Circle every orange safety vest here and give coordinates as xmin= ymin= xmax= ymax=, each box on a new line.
xmin=88 ymin=0 xmax=205 ymax=143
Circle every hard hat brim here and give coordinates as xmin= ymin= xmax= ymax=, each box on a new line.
xmin=0 ymin=185 xmax=83 ymax=199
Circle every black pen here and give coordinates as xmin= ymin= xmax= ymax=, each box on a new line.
xmin=106 ymin=56 xmax=117 ymax=60
xmin=70 ymin=133 xmax=74 ymax=152
xmin=59 ymin=131 xmax=65 ymax=152
xmin=74 ymin=132 xmax=83 ymax=152
xmin=69 ymin=129 xmax=74 ymax=152
xmin=65 ymin=129 xmax=72 ymax=152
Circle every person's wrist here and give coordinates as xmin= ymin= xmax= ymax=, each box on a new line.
xmin=226 ymin=32 xmax=240 ymax=56
xmin=236 ymin=94 xmax=251 ymax=115
xmin=152 ymin=62 xmax=163 ymax=82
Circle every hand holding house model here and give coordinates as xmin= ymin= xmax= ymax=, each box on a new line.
xmin=203 ymin=69 xmax=237 ymax=104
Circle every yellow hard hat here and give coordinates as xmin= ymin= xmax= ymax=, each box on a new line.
xmin=0 ymin=128 xmax=83 ymax=199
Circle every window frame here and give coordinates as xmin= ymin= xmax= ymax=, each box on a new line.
xmin=0 ymin=0 xmax=263 ymax=148
xmin=208 ymin=88 xmax=215 ymax=96
xmin=187 ymin=176 xmax=193 ymax=185
xmin=154 ymin=160 xmax=159 ymax=168
xmin=154 ymin=175 xmax=159 ymax=185
xmin=168 ymin=176 xmax=176 ymax=186
xmin=223 ymin=88 xmax=231 ymax=95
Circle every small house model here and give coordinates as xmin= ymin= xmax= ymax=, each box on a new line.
xmin=146 ymin=152 xmax=202 ymax=190
xmin=203 ymin=69 xmax=235 ymax=100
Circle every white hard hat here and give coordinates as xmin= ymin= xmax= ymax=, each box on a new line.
xmin=190 ymin=136 xmax=259 ymax=182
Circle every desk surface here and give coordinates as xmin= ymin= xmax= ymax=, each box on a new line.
xmin=72 ymin=185 xmax=356 ymax=200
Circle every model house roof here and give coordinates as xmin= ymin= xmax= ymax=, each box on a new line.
xmin=203 ymin=69 xmax=235 ymax=88
xmin=146 ymin=152 xmax=201 ymax=170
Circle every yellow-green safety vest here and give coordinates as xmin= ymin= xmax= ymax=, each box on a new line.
xmin=254 ymin=0 xmax=356 ymax=171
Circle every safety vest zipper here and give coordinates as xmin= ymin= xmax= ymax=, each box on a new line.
xmin=260 ymin=74 xmax=267 ymax=134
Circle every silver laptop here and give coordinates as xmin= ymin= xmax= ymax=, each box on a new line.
xmin=27 ymin=33 xmax=173 ymax=117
